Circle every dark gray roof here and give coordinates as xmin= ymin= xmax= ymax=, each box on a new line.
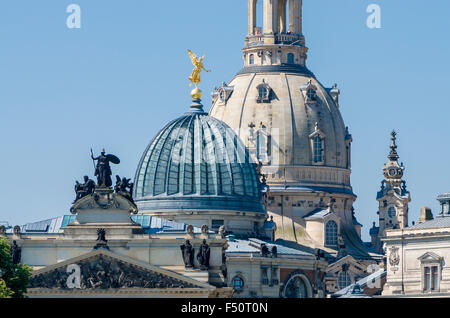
xmin=340 ymin=226 xmax=382 ymax=260
xmin=303 ymin=208 xmax=331 ymax=220
xmin=226 ymin=238 xmax=315 ymax=258
xmin=132 ymin=215 xmax=204 ymax=234
xmin=236 ymin=64 xmax=315 ymax=77
xmin=408 ymin=215 xmax=450 ymax=230
xmin=268 ymin=185 xmax=355 ymax=196
xmin=6 ymin=216 xmax=69 ymax=234
xmin=6 ymin=215 xmax=204 ymax=235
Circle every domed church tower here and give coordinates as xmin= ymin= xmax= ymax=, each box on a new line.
xmin=210 ymin=0 xmax=371 ymax=259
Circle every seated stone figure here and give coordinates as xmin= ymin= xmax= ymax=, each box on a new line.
xmin=73 ymin=176 xmax=96 ymax=203
xmin=114 ymin=175 xmax=134 ymax=203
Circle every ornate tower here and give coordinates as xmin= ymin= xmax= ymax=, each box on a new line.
xmin=245 ymin=0 xmax=307 ymax=68
xmin=371 ymin=131 xmax=411 ymax=252
xmin=209 ymin=0 xmax=376 ymax=261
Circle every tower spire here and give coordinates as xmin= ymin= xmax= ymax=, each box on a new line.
xmin=388 ymin=130 xmax=399 ymax=162
xmin=371 ymin=130 xmax=411 ymax=252
xmin=244 ymin=0 xmax=308 ymax=69
xmin=383 ymin=130 xmax=404 ymax=181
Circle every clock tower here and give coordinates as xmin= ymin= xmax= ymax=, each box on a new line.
xmin=371 ymin=131 xmax=411 ymax=252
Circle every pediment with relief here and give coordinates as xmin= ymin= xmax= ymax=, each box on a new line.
xmin=28 ymin=249 xmax=213 ymax=291
xmin=418 ymin=252 xmax=443 ymax=264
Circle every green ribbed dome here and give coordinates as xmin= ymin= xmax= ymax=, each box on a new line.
xmin=133 ymin=100 xmax=265 ymax=214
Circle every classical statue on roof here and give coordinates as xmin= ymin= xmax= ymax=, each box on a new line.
xmin=73 ymin=176 xmax=95 ymax=203
xmin=197 ymin=239 xmax=210 ymax=270
xmin=114 ymin=175 xmax=134 ymax=203
xmin=187 ymin=49 xmax=211 ymax=88
xmin=10 ymin=240 xmax=21 ymax=265
xmin=91 ymin=148 xmax=120 ymax=187
xmin=180 ymin=240 xmax=195 ymax=268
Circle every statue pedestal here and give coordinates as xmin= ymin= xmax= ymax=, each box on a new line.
xmin=66 ymin=188 xmax=143 ymax=239
xmin=94 ymin=187 xmax=114 ymax=194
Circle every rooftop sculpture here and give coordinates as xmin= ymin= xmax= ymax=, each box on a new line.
xmin=72 ymin=149 xmax=134 ymax=206
xmin=91 ymin=148 xmax=120 ymax=188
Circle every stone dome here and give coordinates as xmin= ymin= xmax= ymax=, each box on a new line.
xmin=210 ymin=67 xmax=353 ymax=194
xmin=133 ymin=99 xmax=265 ymax=216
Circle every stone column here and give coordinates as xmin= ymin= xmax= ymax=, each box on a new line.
xmin=278 ymin=0 xmax=287 ymax=33
xmin=263 ymin=0 xmax=274 ymax=34
xmin=263 ymin=0 xmax=277 ymax=44
xmin=289 ymin=0 xmax=302 ymax=34
xmin=288 ymin=0 xmax=294 ymax=33
xmin=248 ymin=0 xmax=257 ymax=35
xmin=272 ymin=0 xmax=279 ymax=34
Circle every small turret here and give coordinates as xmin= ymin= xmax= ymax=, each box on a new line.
xmin=372 ymin=131 xmax=411 ymax=252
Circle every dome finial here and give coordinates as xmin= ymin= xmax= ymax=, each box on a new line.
xmin=191 ymin=87 xmax=203 ymax=100
xmin=187 ymin=49 xmax=211 ymax=101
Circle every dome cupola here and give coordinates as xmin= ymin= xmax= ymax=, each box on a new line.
xmin=134 ymin=83 xmax=267 ymax=234
xmin=208 ymin=2 xmax=363 ymax=247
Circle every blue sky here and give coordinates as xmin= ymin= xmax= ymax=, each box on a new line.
xmin=0 ymin=0 xmax=449 ymax=241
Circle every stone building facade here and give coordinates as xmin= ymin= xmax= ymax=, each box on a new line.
xmin=0 ymin=0 xmax=389 ymax=298
xmin=209 ymin=0 xmax=381 ymax=292
xmin=382 ymin=193 xmax=450 ymax=297
xmin=1 ymin=94 xmax=328 ymax=298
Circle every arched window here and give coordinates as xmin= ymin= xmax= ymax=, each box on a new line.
xmin=256 ymin=81 xmax=271 ymax=103
xmin=219 ymin=89 xmax=226 ymax=102
xmin=388 ymin=207 xmax=396 ymax=218
xmin=249 ymin=54 xmax=255 ymax=65
xmin=287 ymin=53 xmax=294 ymax=64
xmin=301 ymin=80 xmax=318 ymax=105
xmin=232 ymin=276 xmax=245 ymax=293
xmin=338 ymin=271 xmax=352 ymax=290
xmin=325 ymin=220 xmax=338 ymax=246
xmin=258 ymin=86 xmax=268 ymax=99
xmin=283 ymin=275 xmax=309 ymax=298
xmin=307 ymin=88 xmax=316 ymax=101
xmin=313 ymin=136 xmax=324 ymax=163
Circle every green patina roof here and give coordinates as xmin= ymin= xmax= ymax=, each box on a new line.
xmin=133 ymin=100 xmax=265 ymax=214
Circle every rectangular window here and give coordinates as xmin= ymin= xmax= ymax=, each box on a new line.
xmin=432 ymin=266 xmax=439 ymax=291
xmin=424 ymin=265 xmax=440 ymax=292
xmin=424 ymin=267 xmax=431 ymax=291
xmin=313 ymin=136 xmax=323 ymax=163
xmin=257 ymin=130 xmax=267 ymax=162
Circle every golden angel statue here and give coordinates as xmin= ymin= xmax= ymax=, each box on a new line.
xmin=187 ymin=49 xmax=211 ymax=87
